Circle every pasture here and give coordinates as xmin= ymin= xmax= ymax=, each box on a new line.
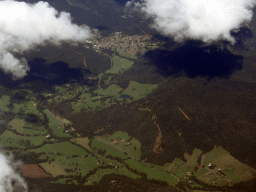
xmin=40 ymin=155 xmax=98 ymax=177
xmin=0 ymin=130 xmax=47 ymax=148
xmin=121 ymin=81 xmax=158 ymax=101
xmin=106 ymin=55 xmax=134 ymax=74
xmin=116 ymin=49 xmax=138 ymax=60
xmin=71 ymin=137 xmax=91 ymax=149
xmin=85 ymin=169 xmax=118 ymax=185
xmin=96 ymin=131 xmax=141 ymax=159
xmin=0 ymin=95 xmax=11 ymax=111
xmin=118 ymin=166 xmax=141 ymax=179
xmin=8 ymin=118 xmax=25 ymax=133
xmin=23 ymin=124 xmax=48 ymax=135
xmin=86 ymin=165 xmax=141 ymax=185
xmin=91 ymin=138 xmax=129 ymax=159
xmin=54 ymin=156 xmax=98 ymax=172
xmin=8 ymin=117 xmax=47 ymax=136
xmin=125 ymin=159 xmax=179 ymax=185
xmin=44 ymin=110 xmax=71 ymax=138
xmin=203 ymin=146 xmax=256 ymax=184
xmin=0 ymin=85 xmax=13 ymax=111
xmin=94 ymin=84 xmax=123 ymax=97
xmin=40 ymin=162 xmax=67 ymax=177
xmin=165 ymin=158 xmax=188 ymax=178
xmin=203 ymin=146 xmax=229 ymax=166
xmin=72 ymin=84 xmax=124 ymax=112
xmin=31 ymin=141 xmax=88 ymax=157
xmin=194 ymin=167 xmax=209 ymax=177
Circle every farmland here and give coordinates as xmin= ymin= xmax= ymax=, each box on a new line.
xmin=0 ymin=68 xmax=254 ymax=190
xmin=106 ymin=55 xmax=134 ymax=74
xmin=125 ymin=159 xmax=179 ymax=185
xmin=121 ymin=81 xmax=158 ymax=101
xmin=91 ymin=131 xmax=142 ymax=160
xmin=67 ymin=80 xmax=158 ymax=112
xmin=43 ymin=110 xmax=71 ymax=138
xmin=91 ymin=138 xmax=129 ymax=159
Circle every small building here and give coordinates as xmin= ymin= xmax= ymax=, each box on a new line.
xmin=208 ymin=163 xmax=216 ymax=169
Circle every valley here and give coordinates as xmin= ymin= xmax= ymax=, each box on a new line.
xmin=0 ymin=35 xmax=255 ymax=191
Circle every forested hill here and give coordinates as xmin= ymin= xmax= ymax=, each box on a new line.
xmin=23 ymin=0 xmax=154 ymax=36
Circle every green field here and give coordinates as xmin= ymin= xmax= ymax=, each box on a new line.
xmin=44 ymin=110 xmax=71 ymax=138
xmin=49 ymin=155 xmax=98 ymax=177
xmin=0 ymin=85 xmax=12 ymax=111
xmin=0 ymin=82 xmax=254 ymax=189
xmin=71 ymin=99 xmax=102 ymax=112
xmin=0 ymin=95 xmax=11 ymax=111
xmin=8 ymin=117 xmax=47 ymax=136
xmin=107 ymin=55 xmax=134 ymax=74
xmin=50 ymin=177 xmax=79 ymax=185
xmin=31 ymin=142 xmax=87 ymax=157
xmin=222 ymin=169 xmax=244 ymax=183
xmin=186 ymin=149 xmax=202 ymax=172
xmin=116 ymin=49 xmax=138 ymax=59
xmin=40 ymin=162 xmax=67 ymax=177
xmin=0 ymin=130 xmax=46 ymax=148
xmin=72 ymin=84 xmax=124 ymax=112
xmin=94 ymin=84 xmax=123 ymax=97
xmin=85 ymin=169 xmax=119 ymax=185
xmin=23 ymin=125 xmax=47 ymax=135
xmin=122 ymin=81 xmax=158 ymax=101
xmin=118 ymin=165 xmax=141 ymax=179
xmin=94 ymin=131 xmax=141 ymax=159
xmin=54 ymin=85 xmax=69 ymax=94
xmin=194 ymin=167 xmax=209 ymax=177
xmin=86 ymin=166 xmax=141 ymax=185
xmin=125 ymin=159 xmax=179 ymax=185
xmin=204 ymin=146 xmax=229 ymax=166
xmin=91 ymin=138 xmax=129 ymax=159
xmin=71 ymin=137 xmax=91 ymax=149
xmin=8 ymin=118 xmax=25 ymax=133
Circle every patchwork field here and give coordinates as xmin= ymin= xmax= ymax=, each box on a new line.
xmin=21 ymin=164 xmax=51 ymax=178
xmin=0 ymin=79 xmax=254 ymax=190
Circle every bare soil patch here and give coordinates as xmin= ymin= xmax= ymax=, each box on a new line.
xmin=20 ymin=164 xmax=51 ymax=178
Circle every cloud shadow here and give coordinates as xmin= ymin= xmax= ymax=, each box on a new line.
xmin=144 ymin=41 xmax=244 ymax=79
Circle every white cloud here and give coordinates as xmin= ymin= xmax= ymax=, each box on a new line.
xmin=127 ymin=0 xmax=256 ymax=43
xmin=0 ymin=0 xmax=93 ymax=79
xmin=0 ymin=153 xmax=27 ymax=192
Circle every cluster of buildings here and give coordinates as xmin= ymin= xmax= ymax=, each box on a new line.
xmin=88 ymin=32 xmax=161 ymax=56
